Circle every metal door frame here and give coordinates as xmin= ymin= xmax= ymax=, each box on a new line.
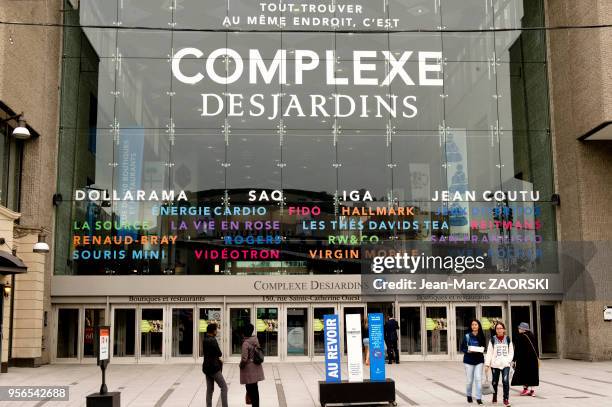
xmin=109 ymin=305 xmax=138 ymax=364
xmin=423 ymin=304 xmax=451 ymax=361
xmin=397 ymin=303 xmax=424 ymax=361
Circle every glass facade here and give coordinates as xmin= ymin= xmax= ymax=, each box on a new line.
xmin=56 ymin=0 xmax=554 ymax=276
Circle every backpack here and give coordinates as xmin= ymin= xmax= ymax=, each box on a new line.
xmin=252 ymin=345 xmax=264 ymax=365
xmin=491 ymin=336 xmax=511 ymax=346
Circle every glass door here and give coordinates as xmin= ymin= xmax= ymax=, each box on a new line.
xmin=399 ymin=305 xmax=422 ymax=360
xmin=537 ymin=302 xmax=558 ymax=356
xmin=256 ymin=306 xmax=279 ymax=361
xmin=139 ymin=307 xmax=165 ymax=362
xmin=83 ymin=308 xmax=106 ymax=362
xmin=510 ymin=303 xmax=533 ymax=342
xmin=286 ymin=307 xmax=309 ymax=360
xmin=169 ymin=306 xmax=195 ymax=362
xmin=312 ymin=305 xmax=337 ymax=361
xmin=198 ymin=307 xmax=223 ymax=361
xmin=228 ymin=306 xmax=251 ymax=359
xmin=111 ymin=307 xmax=137 ymax=363
xmin=453 ymin=304 xmax=477 ymax=359
xmin=55 ymin=308 xmax=80 ymax=361
xmin=480 ymin=304 xmax=505 ymax=345
xmin=425 ymin=305 xmax=449 ymax=359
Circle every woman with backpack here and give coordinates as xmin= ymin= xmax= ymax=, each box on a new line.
xmin=511 ymin=322 xmax=539 ymax=396
xmin=460 ymin=319 xmax=486 ymax=404
xmin=240 ymin=323 xmax=264 ymax=406
xmin=485 ymin=322 xmax=514 ymax=406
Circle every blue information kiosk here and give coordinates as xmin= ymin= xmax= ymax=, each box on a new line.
xmin=318 ymin=313 xmax=396 ymax=407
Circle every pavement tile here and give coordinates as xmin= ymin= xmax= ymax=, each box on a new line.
xmin=0 ymin=360 xmax=610 ymax=407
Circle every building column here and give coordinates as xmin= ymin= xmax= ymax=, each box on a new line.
xmin=11 ymin=231 xmax=46 ymax=367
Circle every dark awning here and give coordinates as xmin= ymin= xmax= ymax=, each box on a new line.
xmin=0 ymin=250 xmax=27 ymax=275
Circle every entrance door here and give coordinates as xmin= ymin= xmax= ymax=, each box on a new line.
xmin=228 ymin=306 xmax=251 ymax=359
xmin=83 ymin=307 xmax=106 ymax=362
xmin=198 ymin=307 xmax=223 ymax=361
xmin=169 ymin=307 xmax=195 ymax=362
xmin=425 ymin=305 xmax=449 ymax=359
xmin=453 ymin=304 xmax=477 ymax=359
xmin=538 ymin=302 xmax=558 ymax=356
xmin=112 ymin=307 xmax=137 ymax=363
xmin=510 ymin=303 xmax=533 ymax=342
xmin=55 ymin=308 xmax=80 ymax=361
xmin=480 ymin=304 xmax=505 ymax=345
xmin=286 ymin=307 xmax=309 ymax=360
xmin=139 ymin=307 xmax=165 ymax=362
xmin=312 ymin=305 xmax=337 ymax=360
xmin=256 ymin=306 xmax=280 ymax=361
xmin=399 ymin=305 xmax=422 ymax=360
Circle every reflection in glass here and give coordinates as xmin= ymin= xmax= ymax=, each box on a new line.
xmin=231 ymin=308 xmax=251 ymax=355
xmin=441 ymin=0 xmax=492 ymax=30
xmin=227 ymin=134 xmax=281 ymax=190
xmin=400 ymin=306 xmax=421 ymax=354
xmin=257 ymin=307 xmax=278 ymax=357
xmin=314 ymin=307 xmax=335 ymax=355
xmin=481 ymin=306 xmax=503 ymax=346
xmin=510 ymin=305 xmax=531 ymax=341
xmin=199 ymin=308 xmax=222 ymax=357
xmin=113 ymin=308 xmax=136 ymax=357
xmin=287 ymin=308 xmax=308 ymax=356
xmin=426 ymin=307 xmax=447 ymax=354
xmin=338 ymin=134 xmax=391 ymax=201
xmin=141 ymin=308 xmax=163 ymax=357
xmin=57 ymin=309 xmax=79 ymax=358
xmin=84 ymin=309 xmax=105 ymax=358
xmin=455 ymin=307 xmax=477 ymax=351
xmin=172 ymin=308 xmax=194 ymax=357
xmin=539 ymin=304 xmax=557 ymax=354
xmin=58 ymin=0 xmax=554 ymax=278
xmin=283 ymin=134 xmax=336 ymax=195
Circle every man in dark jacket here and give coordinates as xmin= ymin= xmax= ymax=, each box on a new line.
xmin=384 ymin=313 xmax=400 ymax=364
xmin=202 ymin=323 xmax=228 ymax=407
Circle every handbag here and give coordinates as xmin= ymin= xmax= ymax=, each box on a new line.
xmin=253 ymin=346 xmax=265 ymax=365
xmin=482 ymin=371 xmax=495 ymax=395
xmin=245 ymin=391 xmax=252 ymax=405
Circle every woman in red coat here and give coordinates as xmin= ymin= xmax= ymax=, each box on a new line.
xmin=240 ymin=323 xmax=265 ymax=406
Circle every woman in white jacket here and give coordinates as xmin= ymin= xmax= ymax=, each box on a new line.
xmin=485 ymin=322 xmax=514 ymax=406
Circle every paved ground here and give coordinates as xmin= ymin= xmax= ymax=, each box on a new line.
xmin=0 ymin=360 xmax=611 ymax=406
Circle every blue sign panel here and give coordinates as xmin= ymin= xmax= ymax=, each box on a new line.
xmin=368 ymin=313 xmax=386 ymax=381
xmin=323 ymin=314 xmax=341 ymax=383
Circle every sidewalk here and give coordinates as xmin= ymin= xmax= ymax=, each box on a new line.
xmin=0 ymin=359 xmax=611 ymax=406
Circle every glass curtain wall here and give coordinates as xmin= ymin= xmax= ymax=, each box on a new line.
xmin=55 ymin=0 xmax=554 ymax=276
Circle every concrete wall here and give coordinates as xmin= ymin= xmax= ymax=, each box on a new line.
xmin=546 ymin=0 xmax=612 ymax=360
xmin=0 ymin=0 xmax=63 ymax=365
xmin=12 ymin=230 xmax=46 ymax=364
